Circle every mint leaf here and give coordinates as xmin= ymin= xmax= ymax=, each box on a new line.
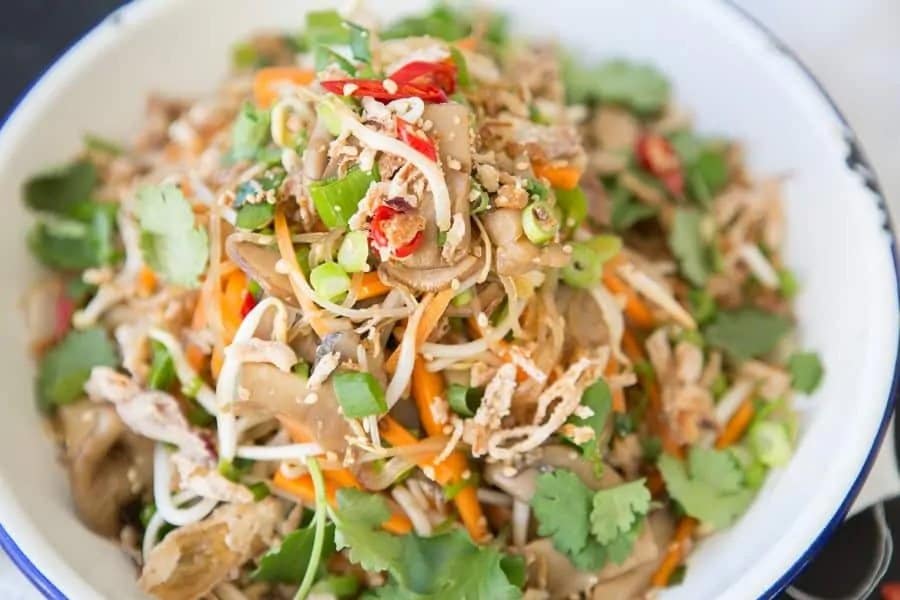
xmin=252 ymin=524 xmax=336 ymax=584
xmin=703 ymin=308 xmax=791 ymax=361
xmin=590 ymin=479 xmax=651 ymax=545
xmin=36 ymin=328 xmax=117 ymax=411
xmin=788 ymin=351 xmax=824 ymax=393
xmin=669 ymin=208 xmax=711 ymax=286
xmin=658 ymin=447 xmax=754 ymax=528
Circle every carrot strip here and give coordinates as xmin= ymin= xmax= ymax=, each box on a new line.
xmin=385 ymin=288 xmax=455 ymax=374
xmin=531 ymin=161 xmax=582 ymax=190
xmin=453 ymin=36 xmax=478 ymax=51
xmin=379 ymin=417 xmax=488 ymax=542
xmin=211 ymin=345 xmax=225 ymax=380
xmin=253 ymin=67 xmax=315 ymax=107
xmin=606 ymin=355 xmax=627 ymax=413
xmin=221 ymin=270 xmax=247 ymax=342
xmin=279 ymin=416 xmax=362 ymax=489
xmin=272 ymin=470 xmax=412 ymax=535
xmin=352 ymin=272 xmax=392 ymax=301
xmin=411 ymin=357 xmax=444 ymax=437
xmin=137 ymin=266 xmax=157 ymax=296
xmin=651 ymin=517 xmax=698 ymax=587
xmin=715 ymin=398 xmax=755 ymax=449
xmin=603 ymin=271 xmax=656 ymax=329
xmin=274 ymin=207 xmax=331 ymax=337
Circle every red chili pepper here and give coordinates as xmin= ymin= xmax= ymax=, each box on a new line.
xmin=239 ymin=291 xmax=257 ymax=318
xmin=54 ymin=295 xmax=75 ymax=340
xmin=636 ymin=134 xmax=684 ymax=197
xmin=320 ymin=79 xmax=448 ymax=103
xmin=369 ymin=204 xmax=424 ymax=258
xmin=388 ymin=60 xmax=457 ymax=94
xmin=396 ymin=117 xmax=437 ymax=161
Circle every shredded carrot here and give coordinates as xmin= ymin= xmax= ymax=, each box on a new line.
xmin=385 ymin=288 xmax=455 ymax=374
xmin=453 ymin=36 xmax=478 ymax=51
xmin=253 ymin=67 xmax=315 ymax=107
xmin=651 ymin=517 xmax=698 ymax=587
xmin=352 ymin=272 xmax=392 ymax=301
xmin=221 ymin=270 xmax=247 ymax=342
xmin=465 ymin=316 xmax=529 ymax=382
xmin=379 ymin=417 xmax=488 ymax=542
xmin=411 ymin=357 xmax=444 ymax=436
xmin=274 ymin=207 xmax=330 ymax=337
xmin=136 ymin=266 xmax=157 ymax=297
xmin=645 ymin=467 xmax=665 ymax=497
xmin=603 ymin=271 xmax=656 ymax=329
xmin=531 ymin=161 xmax=582 ymax=190
xmin=273 ymin=470 xmax=412 ymax=535
xmin=211 ymin=345 xmax=225 ymax=379
xmin=715 ymin=398 xmax=755 ymax=449
xmin=279 ymin=416 xmax=362 ymax=489
xmin=606 ymin=355 xmax=627 ymax=413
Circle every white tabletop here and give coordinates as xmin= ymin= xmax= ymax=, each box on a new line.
xmin=1 ymin=1 xmax=898 ymax=597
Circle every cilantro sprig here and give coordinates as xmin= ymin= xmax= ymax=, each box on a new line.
xmin=530 ymin=469 xmax=651 ymax=571
xmin=703 ymin=308 xmax=791 ymax=361
xmin=136 ymin=184 xmax=209 ymax=287
xmin=36 ymin=328 xmax=117 ymax=411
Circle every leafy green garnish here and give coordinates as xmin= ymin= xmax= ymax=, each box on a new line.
xmin=314 ymin=45 xmax=357 ymax=75
xmin=669 ymin=131 xmax=729 ymax=206
xmin=703 ymin=308 xmax=791 ymax=361
xmin=787 ymin=352 xmax=824 ymax=393
xmin=28 ymin=203 xmax=117 ymax=271
xmin=687 ymin=288 xmax=717 ymax=325
xmin=235 ymin=203 xmax=275 ymax=231
xmin=231 ymin=102 xmax=271 ymax=161
xmin=382 ymin=4 xmax=507 ymax=45
xmin=565 ymin=59 xmax=669 ymax=114
xmin=252 ymin=524 xmax=336 ymax=584
xmin=669 ymin=208 xmax=711 ymax=287
xmin=147 ymin=340 xmax=175 ymax=391
xmin=778 ymin=268 xmax=799 ymax=299
xmin=24 ymin=161 xmax=97 ymax=215
xmin=36 ymin=328 xmax=117 ymax=411
xmin=609 ymin=185 xmax=657 ymax=231
xmin=531 ymin=470 xmax=592 ymax=558
xmin=306 ymin=10 xmax=350 ymax=45
xmin=449 ymin=47 xmax=471 ymax=88
xmin=84 ymin=134 xmax=123 ymax=156
xmin=136 ymin=185 xmax=209 ymax=287
xmin=590 ymin=479 xmax=651 ymax=545
xmin=566 ymin=380 xmax=611 ymax=462
xmin=332 ymin=489 xmax=520 ymax=599
xmin=658 ymin=447 xmax=754 ymax=528
xmin=311 ymin=574 xmax=360 ymax=598
xmin=347 ymin=21 xmax=371 ymax=62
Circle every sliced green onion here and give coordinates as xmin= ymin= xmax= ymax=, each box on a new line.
xmin=749 ymin=421 xmax=792 ymax=467
xmin=293 ymin=360 xmax=310 ymax=381
xmin=333 ymin=371 xmax=387 ymax=418
xmin=447 ymin=384 xmax=482 ymax=417
xmin=554 ymin=186 xmax=588 ymax=229
xmin=561 ymin=241 xmax=604 ymax=288
xmin=148 ymin=340 xmax=175 ymax=391
xmin=585 ymin=234 xmax=623 ymax=262
xmin=346 ymin=22 xmax=371 ymax=62
xmin=449 ymin=46 xmax=471 ymax=88
xmin=524 ymin=178 xmax=549 ymax=201
xmin=451 ymin=288 xmax=474 ymax=307
xmin=309 ymin=261 xmax=351 ymax=301
xmin=231 ymin=42 xmax=259 ymax=69
xmin=778 ymin=268 xmax=798 ymax=299
xmin=744 ymin=459 xmax=768 ymax=490
xmin=442 ymin=473 xmax=477 ymax=500
xmin=185 ymin=397 xmax=215 ymax=427
xmin=521 ymin=201 xmax=561 ymax=245
xmin=247 ymin=279 xmax=262 ymax=299
xmin=247 ymin=482 xmax=270 ymax=501
xmin=236 ymin=203 xmax=275 ymax=230
xmin=337 ymin=231 xmax=369 ymax=273
xmin=309 ymin=167 xmax=376 ymax=229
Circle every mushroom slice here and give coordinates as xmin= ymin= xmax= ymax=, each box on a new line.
xmin=58 ymin=401 xmax=152 ymax=537
xmin=377 ymin=253 xmax=482 ymax=292
xmin=225 ymin=236 xmax=295 ymax=305
xmin=138 ymin=498 xmax=282 ymax=600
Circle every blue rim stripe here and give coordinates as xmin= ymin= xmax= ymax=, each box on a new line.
xmin=0 ymin=2 xmax=897 ymax=600
xmin=722 ymin=2 xmax=900 ymax=597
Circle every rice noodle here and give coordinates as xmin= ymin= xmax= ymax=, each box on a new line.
xmin=385 ymin=295 xmax=428 ymax=408
xmin=590 ymin=283 xmax=627 ymax=364
xmin=512 ymin=499 xmax=530 ymax=547
xmin=738 ymin=243 xmax=779 ymax=289
xmin=616 ymin=263 xmax=696 ymax=330
xmin=714 ymin=379 xmax=755 ymax=425
xmin=235 ymin=443 xmax=323 ymax=461
xmin=392 ymin=486 xmax=433 ymax=535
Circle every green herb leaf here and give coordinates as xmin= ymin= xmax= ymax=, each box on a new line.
xmin=669 ymin=208 xmax=711 ymax=287
xmin=567 ymin=380 xmax=612 ymax=461
xmin=449 ymin=47 xmax=471 ymax=88
xmin=311 ymin=574 xmax=360 ymax=598
xmin=147 ymin=340 xmax=175 ymax=391
xmin=332 ymin=489 xmax=403 ymax=573
xmin=590 ymin=479 xmax=651 ymax=545
xmin=36 ymin=328 xmax=117 ymax=411
xmin=235 ymin=203 xmax=275 ymax=230
xmin=347 ymin=21 xmax=371 ymax=62
xmin=28 ymin=203 xmax=117 ymax=271
xmin=252 ymin=524 xmax=336 ymax=584
xmin=306 ymin=10 xmax=350 ymax=45
xmin=24 ymin=161 xmax=97 ymax=215
xmin=231 ymin=102 xmax=271 ymax=161
xmin=555 ymin=186 xmax=588 ymax=229
xmin=314 ymin=45 xmax=357 ymax=75
xmin=382 ymin=5 xmax=474 ymax=41
xmin=787 ymin=351 xmax=824 ymax=393
xmin=531 ymin=470 xmax=593 ymax=557
xmin=137 ymin=184 xmax=209 ymax=287
xmin=610 ymin=185 xmax=657 ymax=231
xmin=687 ymin=288 xmax=717 ymax=325
xmin=658 ymin=447 xmax=754 ymax=528
xmin=703 ymin=308 xmax=791 ymax=361
xmin=565 ymin=59 xmax=669 ymax=114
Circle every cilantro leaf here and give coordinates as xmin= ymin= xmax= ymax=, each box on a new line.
xmin=567 ymin=379 xmax=611 ymax=461
xmin=531 ymin=470 xmax=593 ymax=556
xmin=610 ymin=185 xmax=657 ymax=231
xmin=231 ymin=102 xmax=271 ymax=161
xmin=669 ymin=208 xmax=711 ymax=287
xmin=24 ymin=161 xmax=97 ymax=215
xmin=669 ymin=131 xmax=729 ymax=206
xmin=566 ymin=59 xmax=669 ymax=114
xmin=332 ymin=489 xmax=403 ymax=573
xmin=590 ymin=479 xmax=650 ymax=545
xmin=36 ymin=328 xmax=117 ymax=411
xmin=252 ymin=524 xmax=336 ymax=584
xmin=136 ymin=184 xmax=209 ymax=287
xmin=382 ymin=4 xmax=506 ymax=44
xmin=788 ymin=351 xmax=824 ymax=393
xmin=28 ymin=203 xmax=117 ymax=271
xmin=703 ymin=308 xmax=791 ymax=361
xmin=658 ymin=447 xmax=754 ymax=528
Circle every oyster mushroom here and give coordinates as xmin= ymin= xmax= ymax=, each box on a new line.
xmin=225 ymin=236 xmax=294 ymax=305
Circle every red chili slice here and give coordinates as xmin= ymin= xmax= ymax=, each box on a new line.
xmin=320 ymin=79 xmax=448 ymax=103
xmin=239 ymin=291 xmax=257 ymax=318
xmin=635 ymin=134 xmax=684 ymax=196
xmin=396 ymin=117 xmax=437 ymax=161
xmin=388 ymin=60 xmax=457 ymax=94
xmin=369 ymin=204 xmax=424 ymax=258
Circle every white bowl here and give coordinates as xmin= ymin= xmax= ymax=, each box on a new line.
xmin=0 ymin=1 xmax=896 ymax=598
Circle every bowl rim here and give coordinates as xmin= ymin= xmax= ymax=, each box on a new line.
xmin=0 ymin=1 xmax=897 ymax=598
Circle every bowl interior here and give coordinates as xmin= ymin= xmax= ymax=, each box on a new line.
xmin=0 ymin=0 xmax=895 ymax=598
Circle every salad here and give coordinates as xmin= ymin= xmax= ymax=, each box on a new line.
xmin=22 ymin=4 xmax=824 ymax=599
